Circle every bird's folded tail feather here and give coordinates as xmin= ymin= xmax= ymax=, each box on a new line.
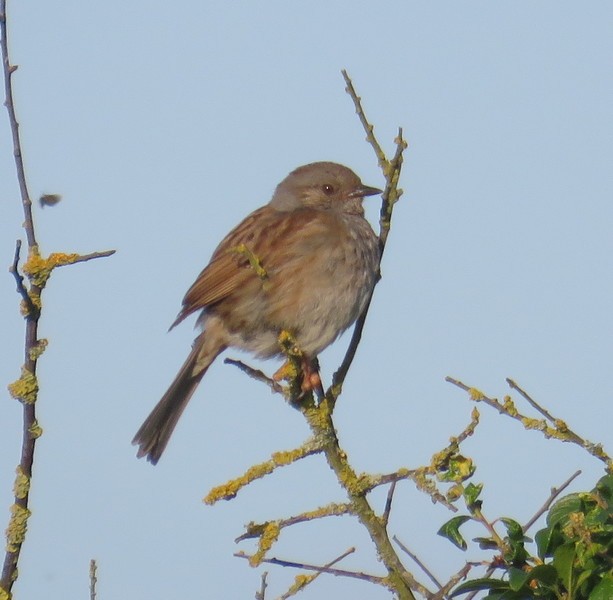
xmin=132 ymin=334 xmax=222 ymax=464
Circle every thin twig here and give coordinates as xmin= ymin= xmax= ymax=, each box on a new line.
xmin=506 ymin=378 xmax=556 ymax=423
xmin=329 ymin=71 xmax=407 ymax=405
xmin=341 ymin=69 xmax=388 ymax=170
xmin=393 ymin=535 xmax=446 ymax=595
xmin=523 ymin=469 xmax=582 ymax=532
xmin=382 ymin=481 xmax=397 ymax=528
xmin=236 ymin=502 xmax=351 ymax=542
xmin=57 ymin=249 xmax=116 ymax=267
xmin=431 ymin=563 xmax=473 ymax=600
xmin=224 ymin=358 xmax=287 ymax=396
xmin=235 ymin=548 xmax=384 ymax=585
xmin=445 ymin=377 xmax=611 ymax=470
xmin=365 ymin=469 xmax=456 ymax=511
xmin=1 ymin=0 xmax=36 ymax=248
xmin=9 ymin=240 xmax=37 ymax=316
xmin=89 ymin=559 xmax=97 ymax=600
xmin=278 ymin=547 xmax=357 ymax=599
xmin=255 ymin=571 xmax=267 ymax=600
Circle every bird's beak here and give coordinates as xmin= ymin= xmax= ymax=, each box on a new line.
xmin=349 ymin=184 xmax=383 ymax=199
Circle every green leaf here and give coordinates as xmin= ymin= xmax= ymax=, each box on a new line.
xmin=474 ymin=536 xmax=498 ymax=550
xmin=535 ymin=522 xmax=565 ymax=558
xmin=508 ymin=566 xmax=530 ymax=591
xmin=547 ymin=494 xmax=582 ymax=527
xmin=594 ymin=474 xmax=613 ymax=506
xmin=438 ymin=515 xmax=471 ymax=550
xmin=553 ymin=542 xmax=576 ymax=594
xmin=500 ymin=518 xmax=525 ymax=542
xmin=527 ymin=564 xmax=558 ymax=587
xmin=535 ymin=526 xmax=553 ymax=558
xmin=463 ymin=482 xmax=483 ymax=507
xmin=451 ymin=577 xmax=509 ymax=596
xmin=589 ymin=573 xmax=613 ymax=600
xmin=440 ymin=455 xmax=476 ymax=483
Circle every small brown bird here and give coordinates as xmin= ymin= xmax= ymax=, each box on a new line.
xmin=133 ymin=162 xmax=382 ymax=464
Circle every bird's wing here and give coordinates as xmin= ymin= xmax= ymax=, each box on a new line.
xmin=170 ymin=206 xmax=277 ymax=328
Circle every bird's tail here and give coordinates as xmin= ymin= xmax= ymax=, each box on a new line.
xmin=132 ymin=334 xmax=222 ymax=464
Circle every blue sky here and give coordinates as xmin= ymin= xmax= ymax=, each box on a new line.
xmin=1 ymin=2 xmax=612 ymax=598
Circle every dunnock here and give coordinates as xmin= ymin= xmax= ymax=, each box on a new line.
xmin=133 ymin=162 xmax=381 ymax=464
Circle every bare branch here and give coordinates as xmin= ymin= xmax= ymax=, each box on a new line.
xmin=9 ymin=239 xmax=37 ymax=317
xmin=235 ymin=548 xmax=385 ymax=585
xmin=89 ymin=559 xmax=98 ymax=600
xmin=224 ymin=358 xmax=287 ymax=397
xmin=278 ymin=547 xmax=357 ymax=599
xmin=341 ymin=69 xmax=388 ymax=171
xmin=523 ymin=469 xmax=582 ymax=532
xmin=394 ymin=535 xmax=446 ymax=596
xmin=330 ymin=71 xmax=407 ymax=406
xmin=56 ymin=249 xmax=116 ymax=267
xmin=255 ymin=571 xmax=267 ymax=600
xmin=382 ymin=480 xmax=397 ymax=528
xmin=1 ymin=0 xmax=35 ymax=247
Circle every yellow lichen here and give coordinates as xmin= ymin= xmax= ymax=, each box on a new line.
xmin=230 ymin=243 xmax=268 ymax=280
xmin=28 ymin=421 xmax=43 ymax=439
xmin=28 ymin=339 xmax=48 ymax=361
xmin=7 ymin=368 xmax=38 ymax=404
xmin=468 ymin=388 xmax=485 ymax=401
xmin=522 ymin=418 xmax=546 ymax=432
xmin=204 ymin=442 xmax=317 ymax=505
xmin=249 ymin=521 xmax=280 ymax=567
xmin=271 ymin=447 xmax=308 ymax=466
xmin=23 ymin=247 xmax=80 ymax=288
xmin=502 ymin=396 xmax=518 ymax=416
xmin=285 ymin=574 xmax=315 ymax=596
xmin=13 ymin=467 xmax=30 ymax=500
xmin=0 ymin=585 xmax=10 ymax=600
xmin=5 ymin=504 xmax=31 ymax=553
xmin=298 ymin=502 xmax=350 ymax=521
xmin=19 ymin=293 xmax=41 ymax=317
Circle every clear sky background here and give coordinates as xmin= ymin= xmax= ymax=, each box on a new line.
xmin=1 ymin=2 xmax=612 ymax=599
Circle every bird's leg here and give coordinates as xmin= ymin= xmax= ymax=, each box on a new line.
xmin=272 ymin=356 xmax=323 ymax=400
xmin=301 ymin=356 xmax=324 ymax=398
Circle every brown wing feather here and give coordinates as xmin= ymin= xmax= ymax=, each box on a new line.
xmin=170 ymin=207 xmax=271 ymax=328
xmin=170 ymin=206 xmax=345 ymax=329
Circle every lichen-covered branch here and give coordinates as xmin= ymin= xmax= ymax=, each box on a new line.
xmin=221 ymin=72 xmax=420 ymax=598
xmin=446 ymin=377 xmax=612 ymax=472
xmin=300 ymin=399 xmax=421 ymax=600
xmin=1 ymin=1 xmax=115 ymax=594
xmin=204 ymin=439 xmax=323 ymax=505
xmin=236 ymin=502 xmax=352 ymax=542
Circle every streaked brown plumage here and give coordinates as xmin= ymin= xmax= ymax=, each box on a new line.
xmin=133 ymin=162 xmax=381 ymax=464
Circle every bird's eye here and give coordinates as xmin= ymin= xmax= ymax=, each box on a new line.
xmin=322 ymin=184 xmax=335 ymax=195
